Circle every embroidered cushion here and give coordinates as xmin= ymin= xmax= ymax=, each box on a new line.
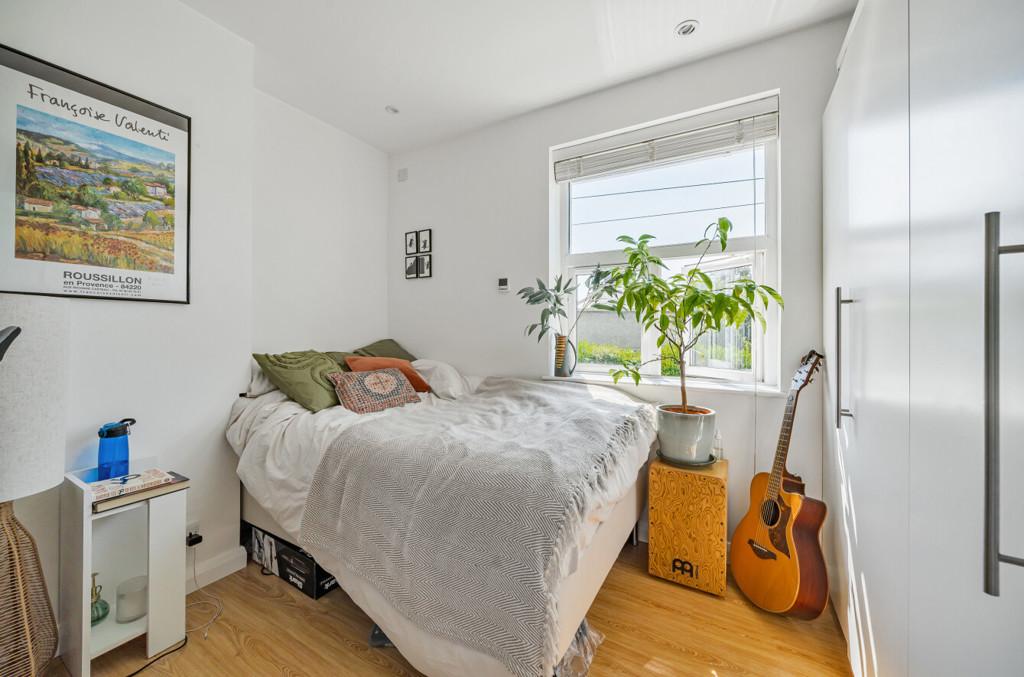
xmin=327 ymin=368 xmax=420 ymax=414
xmin=344 ymin=355 xmax=431 ymax=392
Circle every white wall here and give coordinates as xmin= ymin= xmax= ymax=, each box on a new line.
xmin=3 ymin=2 xmax=396 ymax=617
xmin=252 ymin=91 xmax=389 ymax=353
xmin=388 ymin=18 xmax=848 ymax=521
xmin=4 ymin=0 xmax=256 ymax=599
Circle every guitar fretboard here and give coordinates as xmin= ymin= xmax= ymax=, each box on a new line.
xmin=766 ymin=389 xmax=800 ymax=498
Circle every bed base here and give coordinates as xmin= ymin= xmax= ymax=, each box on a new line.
xmin=240 ymin=465 xmax=648 ymax=676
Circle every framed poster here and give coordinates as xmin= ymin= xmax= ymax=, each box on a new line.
xmin=404 ymin=256 xmax=418 ymax=279
xmin=404 ymin=231 xmax=417 ymax=255
xmin=0 ymin=44 xmax=190 ymax=303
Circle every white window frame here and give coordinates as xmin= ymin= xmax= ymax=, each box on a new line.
xmin=559 ymin=141 xmax=780 ymax=388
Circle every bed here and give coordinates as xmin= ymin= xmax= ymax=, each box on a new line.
xmin=227 ymin=361 xmax=657 ymax=677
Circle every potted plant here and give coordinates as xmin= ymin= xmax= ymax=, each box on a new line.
xmin=609 ymin=218 xmax=783 ymax=464
xmin=518 ymin=268 xmax=618 ymax=376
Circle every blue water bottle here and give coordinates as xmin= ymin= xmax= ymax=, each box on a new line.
xmin=97 ymin=418 xmax=136 ymax=480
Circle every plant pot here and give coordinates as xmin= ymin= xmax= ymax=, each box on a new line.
xmin=553 ymin=334 xmax=577 ymax=377
xmin=656 ymin=404 xmax=717 ymax=465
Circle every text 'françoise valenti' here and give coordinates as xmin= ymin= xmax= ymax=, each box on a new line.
xmin=25 ymin=83 xmax=171 ymax=142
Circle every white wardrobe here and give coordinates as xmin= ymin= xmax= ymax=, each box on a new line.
xmin=823 ymin=1 xmax=1024 ymax=675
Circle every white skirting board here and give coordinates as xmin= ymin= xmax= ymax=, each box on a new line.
xmin=186 ymin=546 xmax=248 ymax=594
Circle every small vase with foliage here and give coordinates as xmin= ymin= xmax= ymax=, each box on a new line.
xmin=518 ymin=268 xmax=618 ymax=376
xmin=609 ymin=218 xmax=783 ymax=464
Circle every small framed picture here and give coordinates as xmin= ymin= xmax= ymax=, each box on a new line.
xmin=405 ymin=256 xmax=419 ymax=279
xmin=405 ymin=231 xmax=418 ymax=255
xmin=417 ymin=228 xmax=432 ymax=253
xmin=417 ymin=254 xmax=432 ymax=278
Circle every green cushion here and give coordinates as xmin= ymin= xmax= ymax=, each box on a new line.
xmin=353 ymin=339 xmax=417 ymax=362
xmin=252 ymin=350 xmax=342 ymax=412
xmin=325 ymin=351 xmax=356 ymax=370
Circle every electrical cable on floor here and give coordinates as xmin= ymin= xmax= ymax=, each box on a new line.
xmin=119 ymin=543 xmax=223 ymax=676
xmin=121 ymin=635 xmax=188 ymax=676
xmin=186 ymin=542 xmax=224 ymax=639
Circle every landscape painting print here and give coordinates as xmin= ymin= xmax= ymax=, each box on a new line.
xmin=15 ymin=107 xmax=176 ymax=273
xmin=0 ymin=44 xmax=190 ymax=302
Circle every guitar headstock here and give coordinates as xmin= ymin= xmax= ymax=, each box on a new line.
xmin=790 ymin=350 xmax=824 ymax=392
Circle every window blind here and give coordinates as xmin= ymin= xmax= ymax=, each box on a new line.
xmin=553 ymin=101 xmax=778 ymax=184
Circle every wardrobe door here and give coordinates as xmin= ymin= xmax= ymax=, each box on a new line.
xmin=909 ymin=0 xmax=1024 ymax=674
xmin=822 ymin=1 xmax=910 ymax=675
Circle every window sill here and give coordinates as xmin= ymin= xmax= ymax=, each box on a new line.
xmin=541 ymin=372 xmax=784 ymax=397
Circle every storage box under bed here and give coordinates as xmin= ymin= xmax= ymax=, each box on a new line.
xmin=241 ymin=520 xmax=338 ymax=599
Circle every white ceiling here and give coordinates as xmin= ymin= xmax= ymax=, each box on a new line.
xmin=182 ymin=0 xmax=854 ymax=153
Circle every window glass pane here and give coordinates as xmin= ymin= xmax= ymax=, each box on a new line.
xmin=574 ymin=272 xmax=643 ymax=372
xmin=570 ymin=145 xmax=765 ymax=254
xmin=662 ymin=258 xmax=755 ymax=374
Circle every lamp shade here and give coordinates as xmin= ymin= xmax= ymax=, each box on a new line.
xmin=0 ymin=295 xmax=67 ymax=503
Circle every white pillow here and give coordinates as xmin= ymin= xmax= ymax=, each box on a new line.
xmin=412 ymin=359 xmax=475 ymax=400
xmin=246 ymin=358 xmax=278 ymax=397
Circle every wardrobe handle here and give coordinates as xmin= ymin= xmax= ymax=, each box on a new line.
xmin=835 ymin=286 xmax=854 ymax=428
xmin=984 ymin=211 xmax=1024 ymax=596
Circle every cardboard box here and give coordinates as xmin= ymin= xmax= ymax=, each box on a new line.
xmin=241 ymin=521 xmax=338 ymax=599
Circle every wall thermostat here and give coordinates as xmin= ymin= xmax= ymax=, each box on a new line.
xmin=498 ymin=278 xmax=509 ymax=293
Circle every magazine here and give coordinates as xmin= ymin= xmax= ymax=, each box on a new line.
xmin=90 ymin=468 xmax=184 ymax=502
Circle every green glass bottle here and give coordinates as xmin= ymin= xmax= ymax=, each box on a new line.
xmin=90 ymin=573 xmax=109 ymax=626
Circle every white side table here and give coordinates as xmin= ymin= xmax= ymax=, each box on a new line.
xmin=59 ymin=460 xmax=186 ymax=677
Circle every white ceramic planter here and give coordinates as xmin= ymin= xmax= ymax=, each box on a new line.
xmin=657 ymin=404 xmax=717 ymax=464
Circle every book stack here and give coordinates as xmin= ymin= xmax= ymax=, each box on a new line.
xmin=90 ymin=468 xmax=190 ymax=513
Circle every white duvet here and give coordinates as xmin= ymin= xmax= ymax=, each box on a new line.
xmin=226 ymin=362 xmax=652 ymax=578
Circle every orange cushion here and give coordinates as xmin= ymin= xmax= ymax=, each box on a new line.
xmin=344 ymin=356 xmax=431 ymax=392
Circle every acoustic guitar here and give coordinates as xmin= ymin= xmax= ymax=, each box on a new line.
xmin=731 ymin=350 xmax=828 ymax=619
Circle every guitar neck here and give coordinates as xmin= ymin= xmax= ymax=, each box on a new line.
xmin=767 ymin=389 xmax=800 ymax=497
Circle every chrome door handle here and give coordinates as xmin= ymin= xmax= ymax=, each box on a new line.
xmin=835 ymin=286 xmax=854 ymax=428
xmin=984 ymin=211 xmax=1024 ymax=596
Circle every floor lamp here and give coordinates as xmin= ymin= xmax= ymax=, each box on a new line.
xmin=1 ymin=296 xmax=68 ymax=676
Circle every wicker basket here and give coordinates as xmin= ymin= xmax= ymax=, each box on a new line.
xmin=0 ymin=501 xmax=58 ymax=676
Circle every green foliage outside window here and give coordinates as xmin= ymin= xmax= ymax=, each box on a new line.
xmin=578 ymin=340 xmax=639 ymax=366
xmin=579 ymin=340 xmax=750 ymax=377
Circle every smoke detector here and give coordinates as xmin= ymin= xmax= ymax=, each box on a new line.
xmin=384 ymin=105 xmax=400 ymax=114
xmin=675 ymin=20 xmax=700 ymax=37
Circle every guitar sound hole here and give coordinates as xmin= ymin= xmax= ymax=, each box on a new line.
xmin=760 ymin=499 xmax=781 ymax=527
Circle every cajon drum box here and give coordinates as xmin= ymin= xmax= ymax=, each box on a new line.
xmin=648 ymin=458 xmax=728 ymax=596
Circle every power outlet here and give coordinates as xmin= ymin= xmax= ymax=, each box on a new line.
xmin=186 ymin=519 xmax=203 ymax=548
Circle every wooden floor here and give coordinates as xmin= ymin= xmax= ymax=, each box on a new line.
xmin=50 ymin=544 xmax=850 ymax=676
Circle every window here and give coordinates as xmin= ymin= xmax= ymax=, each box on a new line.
xmin=662 ymin=253 xmax=759 ymax=380
xmin=573 ymin=270 xmax=651 ymax=374
xmin=568 ymin=147 xmax=765 ymax=255
xmin=554 ymin=98 xmax=779 ymax=385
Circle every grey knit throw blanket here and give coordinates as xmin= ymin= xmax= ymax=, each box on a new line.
xmin=299 ymin=378 xmax=655 ymax=677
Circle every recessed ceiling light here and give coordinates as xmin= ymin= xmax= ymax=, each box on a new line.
xmin=675 ymin=19 xmax=700 ymax=37
xmin=384 ymin=105 xmax=400 ymax=114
